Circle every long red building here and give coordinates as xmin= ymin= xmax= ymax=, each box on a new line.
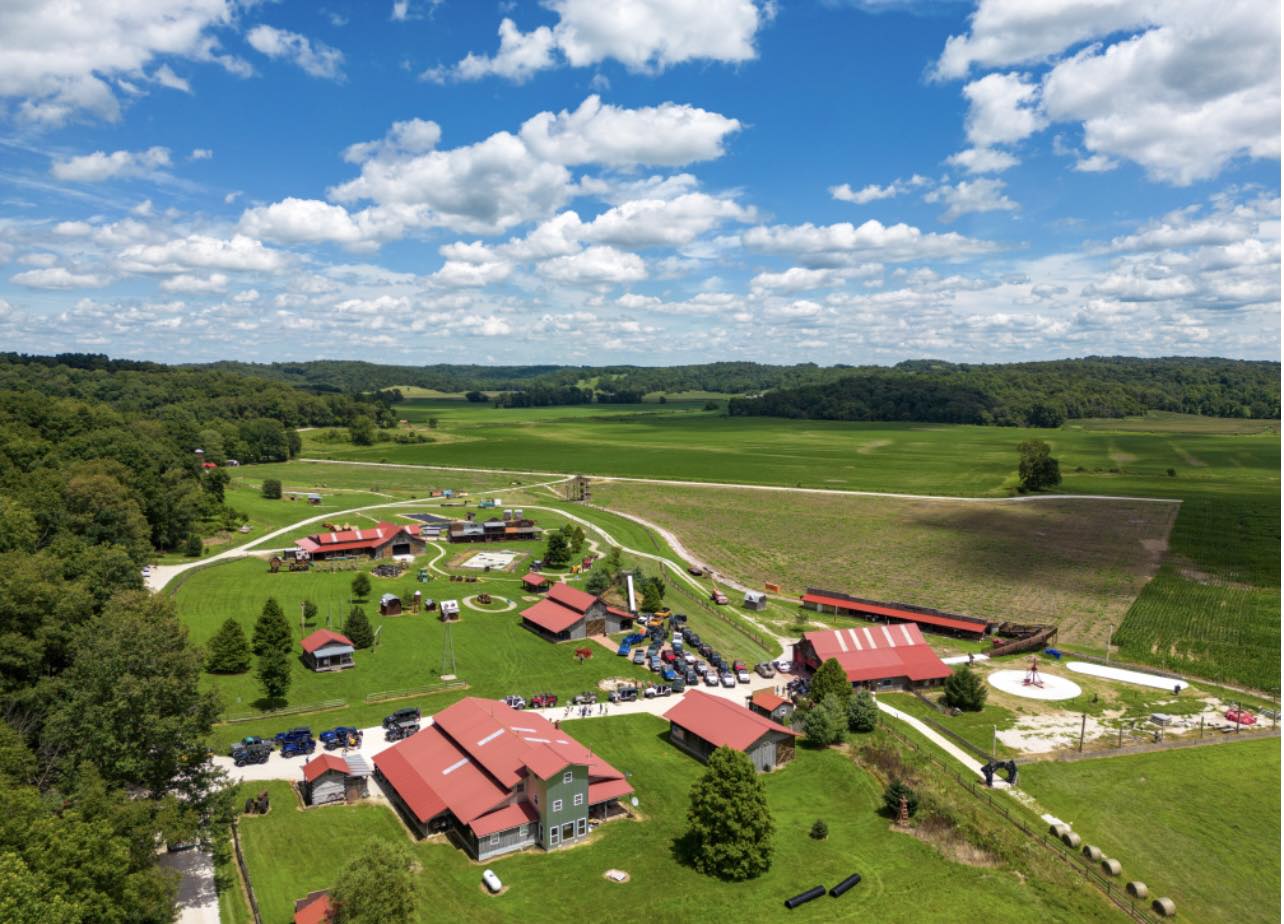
xmin=294 ymin=521 xmax=425 ymax=561
xmin=794 ymin=623 xmax=952 ymax=690
xmin=800 ymin=588 xmax=990 ymax=638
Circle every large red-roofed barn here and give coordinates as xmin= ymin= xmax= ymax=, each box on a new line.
xmin=520 ymin=583 xmax=632 ymax=642
xmin=794 ymin=623 xmax=952 ymax=690
xmin=373 ymin=697 xmax=632 ymax=860
xmin=294 ymin=522 xmax=425 ymax=561
xmin=663 ymin=691 xmax=798 ymax=772
xmin=800 ymin=588 xmax=990 ymax=638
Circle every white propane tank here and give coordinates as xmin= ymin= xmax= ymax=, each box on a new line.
xmin=483 ymin=869 xmax=502 ymax=893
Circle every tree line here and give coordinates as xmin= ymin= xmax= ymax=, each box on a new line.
xmin=0 ymin=355 xmax=403 ymax=920
xmin=727 ymin=357 xmax=1280 ymax=426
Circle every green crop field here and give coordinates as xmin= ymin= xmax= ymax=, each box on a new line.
xmin=1021 ymin=739 xmax=1281 ymax=924
xmin=226 ymin=716 xmax=1114 ymax=924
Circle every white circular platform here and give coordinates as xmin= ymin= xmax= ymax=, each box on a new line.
xmin=987 ymin=669 xmax=1082 ymax=701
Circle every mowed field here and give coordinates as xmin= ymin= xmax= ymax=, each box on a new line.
xmin=228 ymin=716 xmax=1113 ymax=924
xmin=1020 ymin=739 xmax=1281 ymax=924
xmin=593 ymin=482 xmax=1178 ymax=647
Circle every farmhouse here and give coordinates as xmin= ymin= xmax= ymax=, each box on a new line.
xmin=373 ymin=697 xmax=633 ymax=860
xmin=299 ymin=629 xmax=355 ymax=672
xmin=300 ymin=753 xmax=372 ymax=806
xmin=794 ymin=624 xmax=951 ymax=690
xmin=294 ymin=522 xmax=425 ymax=561
xmin=520 ymin=583 xmax=633 ymax=642
xmin=800 ymin=587 xmax=990 ymax=638
xmin=664 ymin=691 xmax=798 ymax=772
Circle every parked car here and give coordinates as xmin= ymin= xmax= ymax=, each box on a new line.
xmin=687 ymin=565 xmax=705 ymax=576
xmin=704 ymin=671 xmax=720 ymax=687
xmin=502 ymin=694 xmax=526 ymax=710
xmin=610 ymin=687 xmax=638 ymax=703
xmin=755 ymin=662 xmax=776 ymax=678
xmin=1226 ymin=708 xmax=1257 ymax=725
xmin=573 ymin=691 xmax=598 ymax=705
xmin=736 ymin=669 xmax=751 ymax=684
xmin=699 ymin=643 xmax=713 ymax=658
xmin=732 ymin=659 xmax=747 ymax=673
xmin=720 ymin=672 xmax=737 ymax=688
xmin=320 ymin=727 xmax=362 ymax=750
xmin=632 ymin=649 xmax=647 ymax=665
xmin=643 ymin=685 xmax=657 ymax=698
xmin=530 ymin=692 xmax=558 ymax=708
xmin=661 ymin=649 xmax=677 ymax=664
xmin=684 ymin=670 xmax=699 ymax=687
xmin=672 ymin=676 xmax=686 ymax=693
xmin=654 ymin=685 xmax=673 ymax=697
xmin=662 ymin=667 xmax=678 ymax=682
xmin=774 ymin=659 xmax=794 ymax=674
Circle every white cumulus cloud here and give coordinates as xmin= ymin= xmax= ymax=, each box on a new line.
xmin=51 ymin=146 xmax=171 ymax=182
xmin=247 ymin=25 xmax=345 ymax=80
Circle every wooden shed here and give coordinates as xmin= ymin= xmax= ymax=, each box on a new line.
xmin=379 ymin=593 xmax=402 ymax=616
xmin=301 ymin=754 xmax=371 ymax=806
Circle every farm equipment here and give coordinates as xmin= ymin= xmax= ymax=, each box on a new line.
xmin=709 ymin=581 xmax=729 ymax=605
xmin=273 ymin=728 xmax=316 ymax=759
xmin=383 ymin=707 xmax=421 ymax=742
xmin=230 ymin=739 xmax=272 ymax=767
xmin=320 ymin=726 xmax=362 ymax=750
xmin=243 ymin=790 xmax=270 ymax=815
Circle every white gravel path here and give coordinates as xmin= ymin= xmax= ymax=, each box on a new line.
xmin=1065 ymin=660 xmax=1189 ymax=691
xmin=875 ymin=699 xmax=1009 ymax=788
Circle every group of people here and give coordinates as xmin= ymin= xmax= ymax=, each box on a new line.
xmin=561 ymin=702 xmax=609 ymax=717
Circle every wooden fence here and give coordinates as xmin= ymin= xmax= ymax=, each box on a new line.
xmin=880 ymin=723 xmax=1154 ymax=923
xmin=364 ymin=679 xmax=468 ymax=704
xmin=230 ymin=822 xmax=263 ymax=924
xmin=221 ymin=698 xmax=346 ymax=725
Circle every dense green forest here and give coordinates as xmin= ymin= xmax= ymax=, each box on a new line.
xmin=192 ymin=358 xmax=1280 ymax=425
xmin=727 ymin=357 xmax=1280 ymax=426
xmin=0 ymin=355 xmax=400 ymax=920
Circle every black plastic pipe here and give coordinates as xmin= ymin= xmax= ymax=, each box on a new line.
xmin=830 ymin=873 xmax=862 ymax=897
xmin=784 ymin=885 xmax=826 ymax=909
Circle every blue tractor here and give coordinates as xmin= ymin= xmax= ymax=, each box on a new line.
xmin=319 ymin=726 xmax=362 ymax=750
xmin=273 ymin=727 xmax=316 ymax=758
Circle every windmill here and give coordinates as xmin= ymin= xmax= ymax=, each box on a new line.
xmin=439 ymin=620 xmax=457 ymax=678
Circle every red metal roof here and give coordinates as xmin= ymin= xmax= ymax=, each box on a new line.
xmin=802 ymin=625 xmax=952 ymax=683
xmin=299 ymin=629 xmax=353 ymax=654
xmin=801 ymin=592 xmax=986 ymax=635
xmin=588 ymin=778 xmax=634 ymax=805
xmin=547 ymin=582 xmax=596 ymax=613
xmin=297 ymin=522 xmax=421 ymax=554
xmin=372 ymin=698 xmax=630 ymax=828
xmin=293 ymin=892 xmax=331 ymax=924
xmin=468 ymin=800 xmax=540 ymax=838
xmin=664 ymin=691 xmax=798 ymax=752
xmin=605 ymin=605 xmax=631 ymax=619
xmin=301 ymin=753 xmax=349 ymax=783
xmin=750 ymin=689 xmax=790 ymax=713
xmin=520 ymin=598 xmax=584 ymax=635
xmin=522 ymin=572 xmax=549 ymax=588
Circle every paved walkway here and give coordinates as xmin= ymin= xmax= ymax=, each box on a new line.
xmin=158 ymin=848 xmax=219 ymax=924
xmin=875 ymin=699 xmax=1009 ymax=789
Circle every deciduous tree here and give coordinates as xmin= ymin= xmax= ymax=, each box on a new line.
xmin=260 ymin=478 xmax=282 ymax=499
xmin=809 ymin=657 xmax=852 ymax=708
xmin=685 ymin=747 xmax=774 ymax=880
xmin=330 ymin=837 xmax=417 ymax=924
xmin=1018 ymin=439 xmax=1061 ymax=492
xmin=544 ymin=532 xmax=570 ymax=568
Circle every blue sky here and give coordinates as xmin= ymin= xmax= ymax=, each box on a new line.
xmin=0 ymin=0 xmax=1279 ymax=365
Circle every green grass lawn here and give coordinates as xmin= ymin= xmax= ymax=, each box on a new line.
xmin=231 ymin=715 xmax=1113 ymax=923
xmin=175 ymin=551 xmax=659 ymax=748
xmin=1020 ymin=739 xmax=1281 ymax=924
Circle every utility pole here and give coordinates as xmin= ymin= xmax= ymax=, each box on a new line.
xmin=1079 ymin=713 xmax=1086 ymax=752
xmin=991 ymin=725 xmax=997 ymax=760
xmin=1105 ymin=624 xmax=1112 ymax=663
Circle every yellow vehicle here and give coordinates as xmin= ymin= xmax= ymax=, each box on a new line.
xmin=652 ymin=608 xmax=673 ymax=621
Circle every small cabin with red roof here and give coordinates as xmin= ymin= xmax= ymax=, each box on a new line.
xmin=300 ymin=629 xmax=355 ymax=672
xmin=519 ymin=583 xmax=632 ymax=642
xmin=664 ymin=691 xmax=798 ymax=772
xmin=749 ymin=688 xmax=795 ymax=724
xmin=293 ymin=891 xmax=331 ymax=924
xmin=521 ymin=572 xmax=550 ymax=593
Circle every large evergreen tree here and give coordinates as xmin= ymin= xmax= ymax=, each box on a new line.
xmin=252 ymin=597 xmax=291 ymax=657
xmin=344 ymin=606 xmax=375 ymax=650
xmin=809 ymin=657 xmax=852 ymax=708
xmin=544 ymin=532 xmax=570 ymax=568
xmin=330 ymin=837 xmax=417 ymax=924
xmin=256 ymin=647 xmax=291 ymax=704
xmin=205 ymin=618 xmax=251 ymax=674
xmin=847 ymin=688 xmax=879 ymax=732
xmin=803 ymin=696 xmax=847 ymax=746
xmin=685 ymin=747 xmax=774 ymax=881
xmin=942 ymin=665 xmax=988 ymax=711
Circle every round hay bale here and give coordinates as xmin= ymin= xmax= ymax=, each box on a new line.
xmin=1061 ymin=831 xmax=1082 ymax=849
xmin=1049 ymin=823 xmax=1070 ymax=838
xmin=1081 ymin=844 xmax=1103 ymax=862
xmin=1126 ymin=881 xmax=1149 ymax=899
xmin=1152 ymin=897 xmax=1176 ymax=917
xmin=1100 ymin=857 xmax=1122 ymax=877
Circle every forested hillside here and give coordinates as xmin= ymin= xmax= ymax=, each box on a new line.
xmin=727 ymin=357 xmax=1280 ymax=426
xmin=0 ymin=355 xmax=399 ymax=920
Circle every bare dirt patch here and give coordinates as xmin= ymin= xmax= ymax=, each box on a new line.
xmin=897 ymin=815 xmax=999 ymax=867
xmin=595 ymin=482 xmax=1180 ymax=647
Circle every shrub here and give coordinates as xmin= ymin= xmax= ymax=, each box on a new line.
xmin=351 ymin=572 xmax=371 ymax=600
xmin=803 ymin=696 xmax=847 ymax=746
xmin=942 ymin=666 xmax=988 ymax=711
xmin=183 ymin=533 xmax=204 ymax=557
xmin=809 ymin=819 xmax=828 ymax=840
xmin=260 ymin=478 xmax=282 ymax=499
xmin=882 ymin=779 xmax=919 ymax=818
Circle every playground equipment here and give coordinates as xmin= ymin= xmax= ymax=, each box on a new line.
xmin=784 ymin=886 xmax=826 ymax=909
xmin=981 ymin=759 xmax=1018 ymax=787
xmin=1023 ymin=656 xmax=1045 ymax=689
